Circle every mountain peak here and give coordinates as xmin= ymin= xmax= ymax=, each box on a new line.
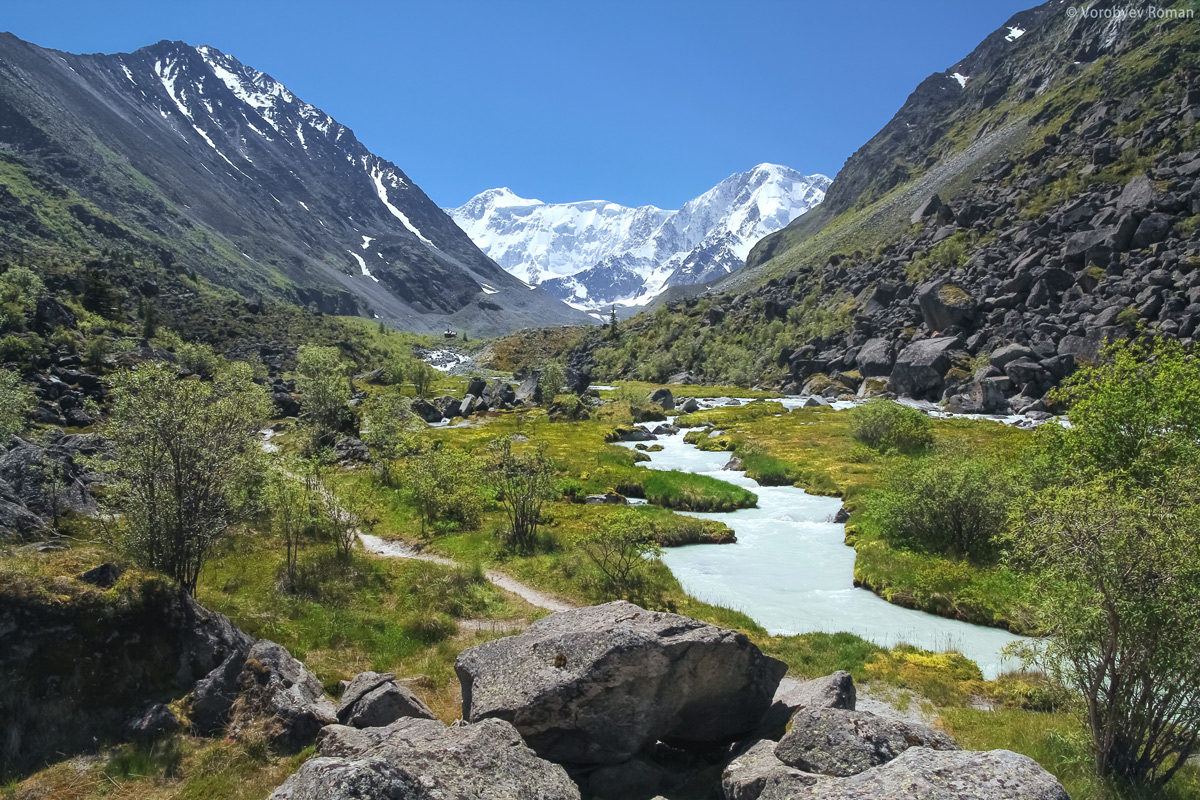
xmin=448 ymin=165 xmax=830 ymax=310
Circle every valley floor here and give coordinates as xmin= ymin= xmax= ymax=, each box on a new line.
xmin=4 ymin=379 xmax=1199 ymax=800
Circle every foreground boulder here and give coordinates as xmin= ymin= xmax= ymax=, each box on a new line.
xmin=455 ymin=601 xmax=786 ymax=765
xmin=231 ymin=640 xmax=337 ymax=750
xmin=774 ymin=707 xmax=958 ymax=777
xmin=335 ymin=671 xmax=436 ymax=728
xmin=732 ymin=747 xmax=1070 ymax=800
xmin=271 ymin=717 xmax=580 ymax=800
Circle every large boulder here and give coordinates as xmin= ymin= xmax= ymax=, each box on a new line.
xmin=231 ymin=640 xmax=337 ymax=750
xmin=727 ymin=746 xmax=1069 ymax=800
xmin=455 ymin=601 xmax=786 ymax=765
xmin=410 ymin=398 xmax=443 ymax=423
xmin=774 ymin=707 xmax=958 ymax=777
xmin=889 ymin=337 xmax=963 ymax=399
xmin=335 ymin=671 xmax=436 ymax=729
xmin=854 ymin=338 xmax=895 ymax=377
xmin=649 ymin=388 xmax=675 ymax=411
xmin=271 ymin=717 xmax=580 ymax=800
xmin=915 ymin=280 xmax=977 ymax=332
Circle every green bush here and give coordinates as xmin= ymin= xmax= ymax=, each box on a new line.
xmin=873 ymin=447 xmax=1011 ymax=562
xmin=850 ymin=399 xmax=933 ymax=453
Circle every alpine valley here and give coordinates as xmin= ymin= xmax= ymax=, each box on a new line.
xmin=447 ymin=164 xmax=829 ymax=313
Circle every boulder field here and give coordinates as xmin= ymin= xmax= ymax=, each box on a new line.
xmin=276 ymin=601 xmax=1070 ymax=800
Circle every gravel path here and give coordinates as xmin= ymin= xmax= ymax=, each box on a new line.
xmin=358 ymin=533 xmax=576 ymax=613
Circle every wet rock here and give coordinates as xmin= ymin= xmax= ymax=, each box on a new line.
xmin=649 ymin=387 xmax=675 ymax=410
xmin=455 ymin=601 xmax=786 ymax=765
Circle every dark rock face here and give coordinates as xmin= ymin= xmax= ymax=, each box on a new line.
xmin=0 ymin=432 xmax=102 ymax=538
xmin=774 ymin=707 xmax=958 ymax=777
xmin=335 ymin=671 xmax=436 ymax=729
xmin=455 ymin=601 xmax=787 ymax=766
xmin=333 ymin=436 xmax=369 ymax=463
xmin=125 ymin=703 xmax=181 ymax=743
xmin=270 ymin=717 xmax=580 ymax=800
xmin=0 ymin=583 xmax=251 ymax=773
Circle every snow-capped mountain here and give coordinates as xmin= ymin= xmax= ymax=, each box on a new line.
xmin=447 ymin=165 xmax=830 ymax=311
xmin=0 ymin=35 xmax=590 ymax=334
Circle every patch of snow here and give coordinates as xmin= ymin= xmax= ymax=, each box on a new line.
xmin=1005 ymin=25 xmax=1025 ymax=41
xmin=479 ymin=283 xmax=499 ymax=295
xmin=951 ymin=72 xmax=969 ymax=87
xmin=298 ymin=200 xmax=310 ymax=211
xmin=369 ymin=165 xmax=438 ymax=249
xmin=361 ymin=235 xmax=373 ymax=250
xmin=349 ymin=250 xmax=379 ymax=281
xmin=121 ymin=64 xmax=135 ymax=84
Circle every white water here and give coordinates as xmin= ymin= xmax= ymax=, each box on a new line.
xmin=618 ymin=429 xmax=1026 ymax=678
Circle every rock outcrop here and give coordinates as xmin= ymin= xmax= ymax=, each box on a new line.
xmin=455 ymin=601 xmax=787 ymax=766
xmin=271 ymin=717 xmax=580 ymax=800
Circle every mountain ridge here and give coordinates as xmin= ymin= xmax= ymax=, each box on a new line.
xmin=0 ymin=34 xmax=591 ymax=335
xmin=447 ymin=164 xmax=829 ymax=311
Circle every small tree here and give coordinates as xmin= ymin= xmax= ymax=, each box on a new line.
xmin=580 ymin=509 xmax=661 ymax=596
xmin=407 ymin=444 xmax=485 ymax=536
xmin=412 ymin=361 xmax=436 ymax=399
xmin=295 ymin=345 xmax=351 ymax=444
xmin=489 ymin=436 xmax=555 ymax=553
xmin=267 ymin=468 xmax=307 ymax=589
xmin=96 ymin=361 xmax=271 ymax=596
xmin=608 ymin=305 xmax=619 ymax=340
xmin=362 ymin=388 xmax=418 ymax=485
xmin=328 ymin=480 xmax=373 ymax=560
xmin=0 ymin=368 xmax=34 ymax=439
xmin=1008 ymin=478 xmax=1200 ymax=789
xmin=539 ymin=361 xmax=567 ymax=407
xmin=850 ymin=399 xmax=933 ymax=453
xmin=382 ymin=358 xmax=409 ymax=388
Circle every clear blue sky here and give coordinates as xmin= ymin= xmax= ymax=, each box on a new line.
xmin=4 ymin=0 xmax=1035 ymax=209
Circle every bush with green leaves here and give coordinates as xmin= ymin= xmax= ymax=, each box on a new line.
xmin=873 ymin=446 xmax=1011 ymax=562
xmin=406 ymin=444 xmax=486 ymax=536
xmin=1004 ymin=338 xmax=1200 ymax=792
xmin=489 ymin=436 xmax=556 ymax=553
xmin=0 ymin=368 xmax=34 ymax=439
xmin=850 ymin=399 xmax=933 ymax=453
xmin=295 ymin=344 xmax=351 ymax=443
xmin=95 ymin=361 xmax=272 ymax=596
xmin=362 ymin=388 xmax=420 ymax=485
xmin=579 ymin=508 xmax=662 ymax=596
xmin=0 ymin=266 xmax=46 ymax=331
xmin=538 ymin=361 xmax=566 ymax=406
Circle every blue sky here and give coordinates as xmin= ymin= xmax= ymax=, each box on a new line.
xmin=4 ymin=0 xmax=1035 ymax=209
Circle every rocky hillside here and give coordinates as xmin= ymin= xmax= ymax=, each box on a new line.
xmin=578 ymin=0 xmax=1200 ymax=410
xmin=0 ymin=35 xmax=590 ymax=335
xmin=448 ymin=165 xmax=829 ymax=312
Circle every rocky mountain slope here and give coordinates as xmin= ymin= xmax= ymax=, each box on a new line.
xmin=448 ymin=164 xmax=829 ymax=312
xmin=0 ymin=35 xmax=590 ymax=335
xmin=578 ymin=0 xmax=1200 ymax=412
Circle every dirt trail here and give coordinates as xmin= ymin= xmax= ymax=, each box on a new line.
xmin=357 ymin=533 xmax=576 ymax=613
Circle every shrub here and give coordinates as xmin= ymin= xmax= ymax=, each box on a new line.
xmin=873 ymin=447 xmax=1011 ymax=562
xmin=0 ymin=368 xmax=35 ymax=438
xmin=850 ymin=399 xmax=933 ymax=453
xmin=406 ymin=445 xmax=486 ymax=536
xmin=579 ymin=509 xmax=662 ymax=596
